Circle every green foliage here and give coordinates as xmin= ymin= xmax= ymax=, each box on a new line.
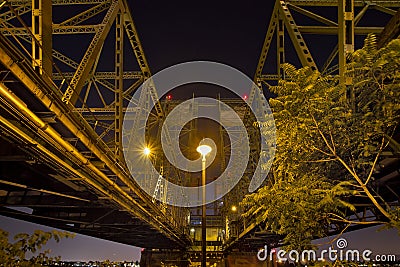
xmin=0 ymin=228 xmax=75 ymax=266
xmin=242 ymin=174 xmax=356 ymax=250
xmin=241 ymin=35 xmax=400 ymax=251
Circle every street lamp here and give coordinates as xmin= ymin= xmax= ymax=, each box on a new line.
xmin=197 ymin=144 xmax=211 ymax=267
xmin=190 ymin=228 xmax=196 ymax=239
xmin=143 ymin=147 xmax=151 ymax=156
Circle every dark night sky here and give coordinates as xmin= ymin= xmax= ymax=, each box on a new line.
xmin=130 ymin=1 xmax=273 ymax=76
xmin=1 ymin=0 xmax=399 ymax=262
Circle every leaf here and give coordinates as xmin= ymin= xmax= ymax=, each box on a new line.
xmin=240 ymin=34 xmax=400 ymax=251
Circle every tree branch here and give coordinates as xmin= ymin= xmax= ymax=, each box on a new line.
xmin=300 ymin=158 xmax=336 ymax=163
xmin=334 ymin=156 xmax=392 ymax=220
xmin=328 ymin=213 xmax=385 ymax=225
xmin=311 ymin=145 xmax=334 ymax=157
xmin=311 ymin=113 xmax=335 ymax=155
xmin=365 ymin=137 xmax=385 ymax=185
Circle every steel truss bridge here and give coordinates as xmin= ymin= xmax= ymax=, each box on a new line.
xmin=0 ymin=0 xmax=399 ymax=266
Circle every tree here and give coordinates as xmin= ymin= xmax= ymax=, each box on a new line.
xmin=0 ymin=228 xmax=75 ymax=266
xmin=241 ymin=35 xmax=400 ymax=251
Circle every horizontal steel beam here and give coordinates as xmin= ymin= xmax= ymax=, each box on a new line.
xmin=298 ymin=26 xmax=384 ymax=34
xmin=287 ymin=3 xmax=337 ymax=26
xmin=259 ymin=74 xmax=280 ymax=81
xmin=0 ymin=26 xmax=101 ymax=36
xmin=8 ymin=0 xmax=107 ymax=5
xmin=0 ymin=179 xmax=90 ymax=202
xmin=286 ymin=0 xmax=400 ymax=7
xmin=53 ymin=71 xmax=142 ymax=80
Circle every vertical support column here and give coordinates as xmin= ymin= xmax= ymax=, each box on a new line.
xmin=201 ymin=156 xmax=207 ymax=267
xmin=115 ymin=12 xmax=124 ymax=160
xmin=31 ymin=0 xmax=52 ymax=78
xmin=338 ymin=0 xmax=355 ymax=104
xmin=277 ymin=14 xmax=285 ymax=79
xmin=218 ymin=96 xmax=227 ymax=190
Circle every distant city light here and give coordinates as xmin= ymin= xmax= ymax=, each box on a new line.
xmin=190 ymin=228 xmax=195 ymax=233
xmin=231 ymin=205 xmax=237 ymax=212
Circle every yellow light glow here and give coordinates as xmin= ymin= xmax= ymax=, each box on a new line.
xmin=143 ymin=147 xmax=151 ymax=156
xmin=231 ymin=205 xmax=237 ymax=212
xmin=196 ymin=144 xmax=212 ymax=156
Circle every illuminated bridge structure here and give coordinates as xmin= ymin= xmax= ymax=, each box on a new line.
xmin=0 ymin=0 xmax=399 ymax=266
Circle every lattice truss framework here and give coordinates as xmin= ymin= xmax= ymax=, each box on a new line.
xmin=0 ymin=0 xmax=189 ymax=247
xmin=1 ymin=0 xmax=399 ymax=251
xmin=253 ymin=0 xmax=400 ymax=88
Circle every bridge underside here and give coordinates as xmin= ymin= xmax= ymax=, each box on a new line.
xmin=0 ymin=1 xmax=399 ymax=264
xmin=0 ymin=72 xmax=181 ymax=249
xmin=0 ymin=142 xmax=174 ymax=248
xmin=0 ymin=29 xmax=188 ymax=249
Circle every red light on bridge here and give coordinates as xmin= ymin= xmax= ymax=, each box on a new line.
xmin=243 ymin=94 xmax=248 ymax=100
xmin=166 ymin=94 xmax=172 ymax=100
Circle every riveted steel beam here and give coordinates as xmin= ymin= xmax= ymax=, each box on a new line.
xmin=31 ymin=0 xmax=52 ymax=78
xmin=297 ymin=26 xmax=383 ymax=34
xmin=322 ymin=2 xmax=371 ymax=73
xmin=277 ymin=15 xmax=285 ymax=78
xmin=285 ymin=0 xmax=400 ymax=7
xmin=8 ymin=0 xmax=106 ymax=5
xmin=53 ymin=71 xmax=142 ymax=80
xmin=254 ymin=3 xmax=279 ymax=80
xmin=0 ymin=4 xmax=31 ymax=22
xmin=1 ymin=25 xmax=99 ymax=39
xmin=115 ymin=11 xmax=123 ymax=160
xmin=58 ymin=1 xmax=111 ymax=26
xmin=338 ymin=0 xmax=354 ymax=88
xmin=278 ymin=0 xmax=317 ymax=71
xmin=286 ymin=3 xmax=337 ymax=26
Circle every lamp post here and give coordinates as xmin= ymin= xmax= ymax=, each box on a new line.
xmin=197 ymin=144 xmax=212 ymax=267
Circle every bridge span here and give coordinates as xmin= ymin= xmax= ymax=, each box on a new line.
xmin=0 ymin=0 xmax=400 ymax=266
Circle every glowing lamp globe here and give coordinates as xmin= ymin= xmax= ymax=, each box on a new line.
xmin=143 ymin=147 xmax=151 ymax=156
xmin=196 ymin=145 xmax=212 ymax=156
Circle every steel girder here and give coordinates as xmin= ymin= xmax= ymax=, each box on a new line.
xmin=281 ymin=0 xmax=400 ymax=7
